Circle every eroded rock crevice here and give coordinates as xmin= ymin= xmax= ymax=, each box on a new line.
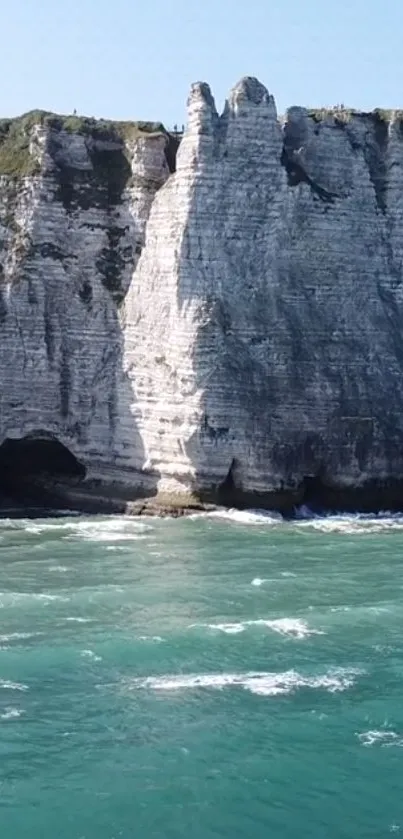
xmin=0 ymin=434 xmax=86 ymax=511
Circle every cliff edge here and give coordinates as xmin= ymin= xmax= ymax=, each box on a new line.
xmin=2 ymin=80 xmax=403 ymax=513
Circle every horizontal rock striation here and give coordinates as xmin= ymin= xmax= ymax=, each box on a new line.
xmin=2 ymin=83 xmax=403 ymax=513
xmin=0 ymin=112 xmax=174 ymax=501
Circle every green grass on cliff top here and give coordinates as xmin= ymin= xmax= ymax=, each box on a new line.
xmin=0 ymin=110 xmax=168 ymax=177
xmin=308 ymin=106 xmax=403 ymax=124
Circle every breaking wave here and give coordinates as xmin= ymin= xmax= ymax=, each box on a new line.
xmin=80 ymin=649 xmax=102 ymax=662
xmin=357 ymin=730 xmax=403 ymax=747
xmin=65 ymin=617 xmax=93 ymax=624
xmin=294 ymin=510 xmax=403 ymax=535
xmin=187 ymin=506 xmax=403 ymax=534
xmin=193 ymin=508 xmax=284 ymax=525
xmin=127 ymin=667 xmax=360 ymax=696
xmin=15 ymin=517 xmax=153 ymax=542
xmin=0 ymin=632 xmax=41 ymax=643
xmin=0 ymin=592 xmax=69 ymax=606
xmin=137 ymin=635 xmax=165 ymax=643
xmin=190 ymin=617 xmax=324 ymax=639
xmin=0 ymin=679 xmax=29 ymax=691
xmin=0 ymin=707 xmax=26 ymax=720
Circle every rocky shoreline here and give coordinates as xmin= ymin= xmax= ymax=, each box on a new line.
xmin=2 ymin=474 xmax=403 ymax=519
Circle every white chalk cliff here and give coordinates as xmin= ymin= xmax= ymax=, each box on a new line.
xmin=1 ymin=78 xmax=403 ymax=511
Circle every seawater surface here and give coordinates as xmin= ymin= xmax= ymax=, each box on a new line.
xmin=1 ymin=508 xmax=403 ymax=838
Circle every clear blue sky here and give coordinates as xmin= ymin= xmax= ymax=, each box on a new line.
xmin=2 ymin=0 xmax=402 ymax=125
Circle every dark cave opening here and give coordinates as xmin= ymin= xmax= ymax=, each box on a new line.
xmin=0 ymin=434 xmax=85 ymax=512
xmin=300 ymin=475 xmax=327 ymax=513
xmin=215 ymin=462 xmax=403 ymax=515
xmin=300 ymin=473 xmax=403 ymax=514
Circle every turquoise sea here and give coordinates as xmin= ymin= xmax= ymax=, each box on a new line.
xmin=1 ymin=508 xmax=403 ymax=838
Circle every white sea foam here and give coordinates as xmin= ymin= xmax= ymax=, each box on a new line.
xmin=0 ymin=592 xmax=69 ymax=605
xmin=71 ymin=531 xmax=148 ymax=543
xmin=251 ymin=578 xmax=267 ymax=586
xmin=22 ymin=516 xmax=153 ymax=542
xmin=128 ymin=667 xmax=360 ymax=696
xmin=295 ymin=512 xmax=403 ymax=535
xmin=191 ymin=508 xmax=283 ymax=526
xmin=205 ymin=623 xmax=247 ymax=634
xmin=0 ymin=679 xmax=28 ymax=691
xmin=48 ymin=565 xmax=69 ymax=573
xmin=257 ymin=618 xmax=324 ymax=638
xmin=191 ymin=617 xmax=323 ymax=639
xmin=137 ymin=635 xmax=165 ymax=643
xmin=80 ymin=650 xmax=102 ymax=662
xmin=0 ymin=707 xmax=26 ymax=720
xmin=65 ymin=617 xmax=93 ymax=624
xmin=106 ymin=546 xmax=129 ymax=551
xmin=357 ymin=730 xmax=403 ymax=747
xmin=0 ymin=632 xmax=41 ymax=643
xmin=72 ymin=518 xmax=152 ymax=539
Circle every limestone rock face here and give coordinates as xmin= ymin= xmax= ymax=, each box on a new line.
xmin=123 ymin=80 xmax=403 ymax=502
xmin=2 ymin=84 xmax=403 ymax=508
xmin=0 ymin=115 xmax=170 ymax=486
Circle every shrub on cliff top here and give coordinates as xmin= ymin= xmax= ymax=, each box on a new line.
xmin=43 ymin=114 xmax=166 ymax=141
xmin=0 ymin=112 xmax=43 ymax=177
xmin=0 ymin=110 xmax=167 ymax=177
xmin=308 ymin=106 xmax=403 ymax=127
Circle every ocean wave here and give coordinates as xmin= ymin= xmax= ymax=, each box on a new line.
xmin=105 ymin=545 xmax=130 ymax=551
xmin=19 ymin=517 xmax=153 ymax=543
xmin=357 ymin=730 xmax=403 ymax=747
xmin=190 ymin=506 xmax=403 ymax=534
xmin=189 ymin=508 xmax=283 ymax=526
xmin=68 ymin=531 xmax=148 ymax=543
xmin=294 ymin=511 xmax=403 ymax=535
xmin=0 ymin=707 xmax=26 ymax=720
xmin=0 ymin=592 xmax=70 ymax=605
xmin=48 ymin=565 xmax=70 ymax=573
xmin=190 ymin=617 xmax=323 ymax=639
xmin=65 ymin=617 xmax=93 ymax=624
xmin=251 ymin=578 xmax=269 ymax=586
xmin=67 ymin=518 xmax=152 ymax=542
xmin=0 ymin=680 xmax=29 ymax=691
xmin=128 ymin=667 xmax=360 ymax=696
xmin=0 ymin=632 xmax=41 ymax=643
xmin=200 ymin=623 xmax=246 ymax=635
xmin=80 ymin=650 xmax=102 ymax=662
xmin=137 ymin=635 xmax=165 ymax=643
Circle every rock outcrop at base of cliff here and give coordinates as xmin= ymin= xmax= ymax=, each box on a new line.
xmin=2 ymin=83 xmax=403 ymax=513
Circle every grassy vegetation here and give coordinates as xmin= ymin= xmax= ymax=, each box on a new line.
xmin=308 ymin=107 xmax=403 ymax=126
xmin=0 ymin=109 xmax=168 ymax=178
xmin=43 ymin=113 xmax=166 ymax=141
xmin=0 ymin=112 xmax=42 ymax=177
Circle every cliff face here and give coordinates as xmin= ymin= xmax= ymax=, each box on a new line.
xmin=2 ymin=81 xmax=403 ymax=512
xmin=0 ymin=113 xmax=172 ymax=497
xmin=124 ymin=78 xmax=403 ymax=508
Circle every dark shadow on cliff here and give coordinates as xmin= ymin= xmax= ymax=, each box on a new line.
xmin=173 ymin=82 xmax=403 ymax=514
xmin=0 ymin=434 xmax=85 ymax=513
xmin=0 ymin=122 xmax=186 ymax=517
